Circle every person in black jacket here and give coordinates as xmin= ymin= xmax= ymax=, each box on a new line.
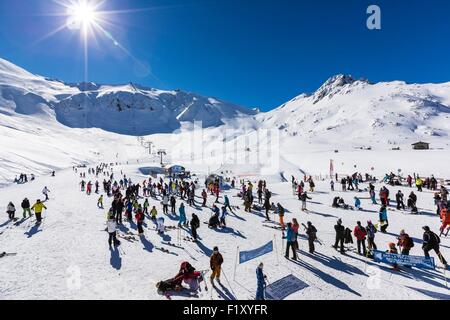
xmin=396 ymin=190 xmax=405 ymax=210
xmin=303 ymin=221 xmax=317 ymax=254
xmin=422 ymin=226 xmax=447 ymax=266
xmin=191 ymin=213 xmax=200 ymax=241
xmin=333 ymin=219 xmax=345 ymax=254
xmin=21 ymin=198 xmax=32 ymax=218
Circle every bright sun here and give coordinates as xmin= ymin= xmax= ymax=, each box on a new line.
xmin=67 ymin=0 xmax=98 ymax=31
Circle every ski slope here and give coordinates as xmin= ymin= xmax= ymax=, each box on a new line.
xmin=1 ymin=162 xmax=449 ymax=300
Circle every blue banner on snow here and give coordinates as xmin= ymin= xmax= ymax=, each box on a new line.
xmin=239 ymin=241 xmax=273 ymax=264
xmin=373 ymin=250 xmax=435 ymax=269
xmin=265 ymin=274 xmax=309 ymax=300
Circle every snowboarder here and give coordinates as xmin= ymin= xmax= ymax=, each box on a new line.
xmin=210 ymin=246 xmax=224 ymax=285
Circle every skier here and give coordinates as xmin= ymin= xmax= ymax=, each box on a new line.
xmin=439 ymin=205 xmax=450 ymax=236
xmin=387 ymin=243 xmax=400 ymax=271
xmin=220 ymin=206 xmax=228 ymax=227
xmin=277 ymin=203 xmax=285 ymax=230
xmin=21 ymin=198 xmax=32 ymax=218
xmin=396 ymin=190 xmax=406 ymax=210
xmin=366 ymin=220 xmax=378 ymax=251
xmin=333 ymin=219 xmax=345 ymax=254
xmin=162 ymin=193 xmax=169 ymax=215
xmin=422 ymin=226 xmax=447 ymax=266
xmin=379 ymin=205 xmax=389 ymax=233
xmin=136 ymin=206 xmax=145 ymax=236
xmin=263 ymin=196 xmax=271 ymax=221
xmin=284 ymin=222 xmax=298 ymax=260
xmin=300 ymin=192 xmax=312 ymax=211
xmin=31 ymin=199 xmax=47 ymax=224
xmin=150 ymin=206 xmax=158 ymax=221
xmin=201 ymin=189 xmax=207 ymax=207
xmin=397 ymin=229 xmax=414 ymax=255
xmin=303 ymin=221 xmax=317 ymax=254
xmin=224 ymin=195 xmax=233 ymax=213
xmin=353 ymin=221 xmax=367 ymax=256
xmin=210 ymin=246 xmax=224 ymax=285
xmin=255 ymin=263 xmax=267 ymax=301
xmin=97 ymin=195 xmax=104 ymax=209
xmin=330 ymin=180 xmax=335 ymax=191
xmin=170 ymin=195 xmax=176 ymax=215
xmin=156 ymin=217 xmax=165 ymax=235
xmin=354 ymin=197 xmax=362 ymax=210
xmin=107 ymin=213 xmax=119 ymax=247
xmin=42 ymin=186 xmax=50 ymax=201
xmin=178 ymin=203 xmax=187 ymax=227
xmin=190 ymin=213 xmax=200 ymax=241
xmin=416 ymin=177 xmax=423 ymax=192
xmin=6 ymin=202 xmax=16 ymax=220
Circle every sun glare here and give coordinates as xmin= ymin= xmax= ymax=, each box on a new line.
xmin=66 ymin=0 xmax=98 ymax=32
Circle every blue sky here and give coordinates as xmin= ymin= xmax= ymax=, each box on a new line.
xmin=0 ymin=0 xmax=450 ymax=111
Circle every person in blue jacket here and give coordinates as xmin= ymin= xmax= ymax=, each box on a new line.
xmin=379 ymin=205 xmax=389 ymax=233
xmin=354 ymin=197 xmax=362 ymax=210
xmin=178 ymin=202 xmax=187 ymax=227
xmin=224 ymin=195 xmax=233 ymax=212
xmin=255 ymin=262 xmax=267 ymax=300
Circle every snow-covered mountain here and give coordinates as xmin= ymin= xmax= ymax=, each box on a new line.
xmin=257 ymin=74 xmax=450 ymax=148
xmin=0 ymin=58 xmax=256 ymax=135
xmin=1 ymin=57 xmax=450 ymax=183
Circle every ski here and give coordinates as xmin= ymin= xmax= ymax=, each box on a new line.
xmin=162 ymin=242 xmax=184 ymax=249
xmin=0 ymin=252 xmax=17 ymax=258
xmin=183 ymin=237 xmax=197 ymax=242
xmin=155 ymin=247 xmax=178 ymax=255
xmin=262 ymin=224 xmax=284 ymax=231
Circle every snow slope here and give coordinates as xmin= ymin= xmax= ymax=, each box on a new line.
xmin=1 ymin=163 xmax=449 ymax=300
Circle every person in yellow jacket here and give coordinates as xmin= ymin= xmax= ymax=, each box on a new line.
xmin=31 ymin=199 xmax=47 ymax=224
xmin=150 ymin=206 xmax=158 ymax=220
xmin=416 ymin=177 xmax=423 ymax=192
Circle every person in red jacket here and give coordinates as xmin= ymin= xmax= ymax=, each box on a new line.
xmin=353 ymin=221 xmax=367 ymax=256
xmin=201 ymin=189 xmax=207 ymax=207
xmin=135 ymin=205 xmax=145 ymax=236
xmin=439 ymin=206 xmax=450 ymax=236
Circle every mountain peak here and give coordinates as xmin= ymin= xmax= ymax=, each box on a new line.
xmin=312 ymin=74 xmax=369 ymax=103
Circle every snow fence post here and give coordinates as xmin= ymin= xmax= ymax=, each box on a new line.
xmin=233 ymin=246 xmax=239 ymax=281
